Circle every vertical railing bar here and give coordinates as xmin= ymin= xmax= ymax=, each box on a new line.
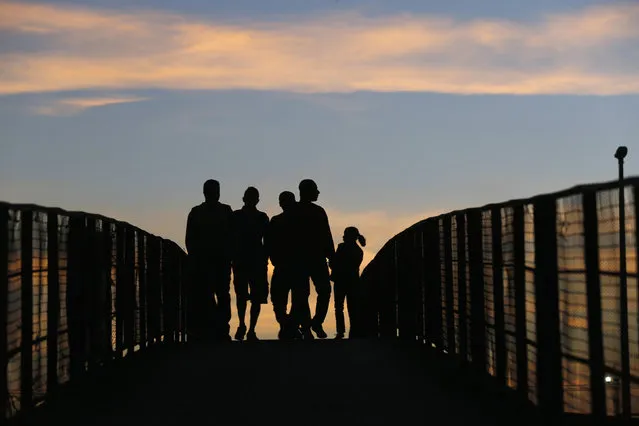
xmin=1 ymin=206 xmax=9 ymax=416
xmin=513 ymin=204 xmax=529 ymax=397
xmin=533 ymin=196 xmax=563 ymax=417
xmin=583 ymin=189 xmax=606 ymax=419
xmin=46 ymin=211 xmax=59 ymax=394
xmin=457 ymin=213 xmax=468 ymax=361
xmin=101 ymin=221 xmax=113 ymax=362
xmin=115 ymin=225 xmax=125 ymax=357
xmin=468 ymin=209 xmax=486 ymax=371
xmin=20 ymin=210 xmax=33 ymax=410
xmin=491 ymin=206 xmax=507 ymax=385
xmin=138 ymin=233 xmax=147 ymax=349
xmin=124 ymin=227 xmax=136 ymax=353
xmin=443 ymin=215 xmax=456 ymax=355
xmin=432 ymin=220 xmax=443 ymax=349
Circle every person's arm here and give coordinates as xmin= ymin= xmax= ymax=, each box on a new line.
xmin=355 ymin=247 xmax=364 ymax=274
xmin=321 ymin=209 xmax=335 ymax=261
xmin=264 ymin=217 xmax=275 ymax=265
xmin=185 ymin=209 xmax=195 ymax=255
xmin=228 ymin=207 xmax=239 ymax=262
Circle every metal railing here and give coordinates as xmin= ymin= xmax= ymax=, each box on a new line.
xmin=1 ymin=202 xmax=187 ymax=419
xmin=360 ymin=177 xmax=639 ymax=421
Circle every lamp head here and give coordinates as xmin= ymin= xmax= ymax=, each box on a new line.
xmin=615 ymin=146 xmax=628 ymax=160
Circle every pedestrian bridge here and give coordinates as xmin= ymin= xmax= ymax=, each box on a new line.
xmin=3 ymin=177 xmax=639 ymax=425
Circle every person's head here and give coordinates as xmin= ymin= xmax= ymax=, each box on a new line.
xmin=278 ymin=191 xmax=296 ymax=211
xmin=243 ymin=186 xmax=260 ymax=208
xmin=344 ymin=226 xmax=366 ymax=247
xmin=299 ymin=179 xmax=319 ymax=202
xmin=203 ymin=179 xmax=220 ymax=202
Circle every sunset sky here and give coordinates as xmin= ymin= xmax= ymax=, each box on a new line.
xmin=1 ymin=0 xmax=638 ymax=338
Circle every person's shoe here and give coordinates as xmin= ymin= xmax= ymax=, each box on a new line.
xmin=301 ymin=329 xmax=315 ymax=340
xmin=311 ymin=323 xmax=327 ymax=339
xmin=335 ymin=332 xmax=344 ymax=340
xmin=235 ymin=324 xmax=247 ymax=341
xmin=246 ymin=330 xmax=259 ymax=341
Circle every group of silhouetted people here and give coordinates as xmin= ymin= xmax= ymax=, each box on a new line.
xmin=185 ymin=178 xmax=366 ymax=342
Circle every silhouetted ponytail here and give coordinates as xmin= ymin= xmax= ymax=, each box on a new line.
xmin=357 ymin=234 xmax=366 ymax=247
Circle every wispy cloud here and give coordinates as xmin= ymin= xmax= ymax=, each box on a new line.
xmin=1 ymin=1 xmax=638 ymax=96
xmin=32 ymin=95 xmax=148 ymax=116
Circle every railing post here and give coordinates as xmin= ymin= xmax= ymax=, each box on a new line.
xmin=101 ymin=222 xmax=113 ymax=359
xmin=46 ymin=211 xmax=59 ymax=393
xmin=397 ymin=234 xmax=415 ymax=340
xmin=582 ymin=189 xmax=606 ymax=420
xmin=124 ymin=227 xmax=136 ymax=353
xmin=163 ymin=242 xmax=173 ymax=343
xmin=467 ymin=209 xmax=486 ymax=370
xmin=492 ymin=206 xmax=507 ymax=385
xmin=533 ymin=196 xmax=563 ymax=417
xmin=20 ymin=210 xmax=33 ymax=410
xmin=138 ymin=233 xmax=147 ymax=348
xmin=1 ymin=205 xmax=9 ymax=416
xmin=84 ymin=216 xmax=98 ymax=370
xmin=67 ymin=213 xmax=87 ymax=379
xmin=146 ymin=238 xmax=160 ymax=343
xmin=424 ymin=219 xmax=443 ymax=349
xmin=415 ymin=230 xmax=425 ymax=342
xmin=115 ymin=224 xmax=125 ymax=356
xmin=456 ymin=213 xmax=468 ymax=361
xmin=443 ymin=215 xmax=456 ymax=354
xmin=391 ymin=240 xmax=399 ymax=339
xmin=513 ymin=204 xmax=529 ymax=397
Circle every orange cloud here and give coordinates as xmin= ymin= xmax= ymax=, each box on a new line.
xmin=32 ymin=95 xmax=148 ymax=116
xmin=0 ymin=1 xmax=638 ymax=96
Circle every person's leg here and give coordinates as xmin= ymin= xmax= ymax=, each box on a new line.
xmin=270 ymin=267 xmax=288 ymax=335
xmin=309 ymin=260 xmax=331 ymax=338
xmin=191 ymin=262 xmax=217 ymax=342
xmin=334 ymin=280 xmax=346 ymax=338
xmin=246 ymin=261 xmax=268 ymax=341
xmin=345 ymin=282 xmax=357 ymax=338
xmin=291 ymin=267 xmax=312 ymax=339
xmin=213 ymin=260 xmax=232 ymax=341
xmin=232 ymin=264 xmax=248 ymax=340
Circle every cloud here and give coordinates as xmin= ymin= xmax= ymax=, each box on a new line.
xmin=0 ymin=1 xmax=638 ymax=96
xmin=31 ymin=95 xmax=148 ymax=116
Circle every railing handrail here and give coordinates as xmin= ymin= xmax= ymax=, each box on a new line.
xmin=360 ymin=175 xmax=639 ymax=420
xmin=0 ymin=201 xmax=182 ymax=250
xmin=2 ymin=202 xmax=188 ymax=420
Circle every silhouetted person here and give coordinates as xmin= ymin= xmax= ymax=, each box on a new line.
xmin=330 ymin=226 xmax=366 ymax=339
xmin=295 ymin=179 xmax=335 ymax=339
xmin=185 ymin=179 xmax=233 ymax=342
xmin=266 ymin=191 xmax=313 ymax=339
xmin=232 ymin=187 xmax=269 ymax=341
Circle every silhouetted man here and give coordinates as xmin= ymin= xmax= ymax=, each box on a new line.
xmin=266 ymin=191 xmax=310 ymax=339
xmin=185 ymin=179 xmax=233 ymax=342
xmin=232 ymin=187 xmax=270 ymax=341
xmin=295 ymin=179 xmax=335 ymax=339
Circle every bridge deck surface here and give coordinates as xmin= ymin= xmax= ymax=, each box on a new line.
xmin=15 ymin=340 xmax=542 ymax=426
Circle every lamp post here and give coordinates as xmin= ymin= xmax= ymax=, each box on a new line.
xmin=614 ymin=146 xmax=631 ymax=419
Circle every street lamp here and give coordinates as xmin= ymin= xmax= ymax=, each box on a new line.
xmin=615 ymin=146 xmax=631 ymax=420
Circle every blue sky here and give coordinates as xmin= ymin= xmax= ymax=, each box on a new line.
xmin=1 ymin=0 xmax=638 ymax=338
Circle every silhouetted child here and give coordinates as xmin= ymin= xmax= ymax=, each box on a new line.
xmin=330 ymin=226 xmax=365 ymax=339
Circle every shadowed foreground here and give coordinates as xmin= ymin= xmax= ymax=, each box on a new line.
xmin=13 ymin=340 xmax=547 ymax=426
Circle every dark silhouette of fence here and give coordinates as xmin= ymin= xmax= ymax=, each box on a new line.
xmin=360 ymin=176 xmax=639 ymax=421
xmin=1 ymin=203 xmax=187 ymax=418
xmin=3 ymin=176 xmax=638 ymax=424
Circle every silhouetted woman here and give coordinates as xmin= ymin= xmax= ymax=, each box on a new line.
xmin=330 ymin=226 xmax=366 ymax=339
